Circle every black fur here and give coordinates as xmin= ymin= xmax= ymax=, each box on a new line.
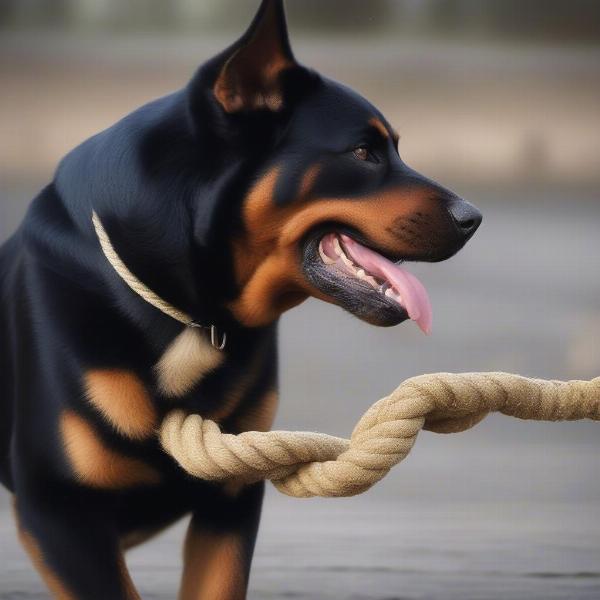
xmin=0 ymin=1 xmax=481 ymax=597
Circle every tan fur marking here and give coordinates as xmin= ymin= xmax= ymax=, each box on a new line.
xmin=229 ymin=166 xmax=311 ymax=324
xmin=231 ymin=166 xmax=281 ymax=289
xmin=230 ymin=249 xmax=306 ymax=326
xmin=369 ymin=117 xmax=389 ymax=139
xmin=179 ymin=528 xmax=246 ymax=600
xmin=298 ymin=163 xmax=320 ymax=199
xmin=230 ymin=164 xmax=434 ymax=326
xmin=61 ymin=410 xmax=160 ymax=489
xmin=277 ymin=193 xmax=428 ymax=248
xmin=155 ymin=328 xmax=223 ymax=398
xmin=16 ymin=524 xmax=75 ymax=600
xmin=84 ymin=370 xmax=157 ymax=440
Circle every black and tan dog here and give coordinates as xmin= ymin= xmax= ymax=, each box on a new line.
xmin=0 ymin=1 xmax=481 ymax=598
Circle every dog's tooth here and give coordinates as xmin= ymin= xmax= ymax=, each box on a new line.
xmin=385 ymin=286 xmax=404 ymax=304
xmin=319 ymin=242 xmax=336 ymax=265
xmin=364 ymin=275 xmax=378 ymax=287
xmin=356 ymin=268 xmax=366 ymax=278
xmin=333 ymin=237 xmax=343 ymax=257
xmin=340 ymin=254 xmax=354 ymax=269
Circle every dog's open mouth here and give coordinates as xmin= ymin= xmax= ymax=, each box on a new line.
xmin=302 ymin=231 xmax=432 ymax=332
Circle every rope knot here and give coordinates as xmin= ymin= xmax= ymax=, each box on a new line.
xmin=160 ymin=372 xmax=600 ymax=498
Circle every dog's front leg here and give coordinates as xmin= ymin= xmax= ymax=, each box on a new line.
xmin=179 ymin=482 xmax=264 ymax=600
xmin=14 ymin=497 xmax=140 ymax=600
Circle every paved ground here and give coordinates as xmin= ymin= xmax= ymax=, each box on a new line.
xmin=3 ymin=494 xmax=600 ymax=600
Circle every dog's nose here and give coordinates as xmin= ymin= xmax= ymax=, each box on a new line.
xmin=447 ymin=200 xmax=482 ymax=241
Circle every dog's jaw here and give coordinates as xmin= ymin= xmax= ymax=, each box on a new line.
xmin=316 ymin=232 xmax=432 ymax=334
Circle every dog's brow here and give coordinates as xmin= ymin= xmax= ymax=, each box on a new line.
xmin=368 ymin=117 xmax=400 ymax=145
xmin=368 ymin=117 xmax=389 ymax=139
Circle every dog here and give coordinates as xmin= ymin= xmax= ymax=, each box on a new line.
xmin=0 ymin=1 xmax=481 ymax=598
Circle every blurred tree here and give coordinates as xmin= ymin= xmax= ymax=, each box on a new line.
xmin=286 ymin=0 xmax=391 ymax=32
xmin=0 ymin=0 xmax=599 ymax=41
xmin=427 ymin=0 xmax=600 ymax=41
xmin=167 ymin=0 xmax=392 ymax=33
xmin=484 ymin=0 xmax=600 ymax=41
xmin=0 ymin=0 xmax=70 ymax=27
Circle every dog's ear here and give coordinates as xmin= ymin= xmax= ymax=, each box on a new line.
xmin=213 ymin=0 xmax=296 ymax=113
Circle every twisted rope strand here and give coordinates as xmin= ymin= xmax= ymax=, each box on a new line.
xmin=160 ymin=372 xmax=600 ymax=498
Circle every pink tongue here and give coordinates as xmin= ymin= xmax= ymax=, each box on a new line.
xmin=340 ymin=234 xmax=433 ymax=334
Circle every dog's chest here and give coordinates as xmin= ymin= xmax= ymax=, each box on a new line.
xmin=153 ymin=327 xmax=278 ymax=433
xmin=60 ymin=327 xmax=277 ymax=495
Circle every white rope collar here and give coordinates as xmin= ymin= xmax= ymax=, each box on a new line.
xmin=91 ymin=211 xmax=226 ymax=350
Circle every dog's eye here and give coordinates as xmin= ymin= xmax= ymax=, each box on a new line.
xmin=353 ymin=146 xmax=370 ymax=161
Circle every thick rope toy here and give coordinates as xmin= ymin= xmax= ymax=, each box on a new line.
xmin=160 ymin=372 xmax=599 ymax=498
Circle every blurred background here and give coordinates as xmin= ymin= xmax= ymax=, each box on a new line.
xmin=1 ymin=1 xmax=599 ymax=598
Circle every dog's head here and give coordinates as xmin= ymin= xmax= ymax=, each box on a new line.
xmin=66 ymin=0 xmax=480 ymax=334
xmin=214 ymin=0 xmax=481 ymax=331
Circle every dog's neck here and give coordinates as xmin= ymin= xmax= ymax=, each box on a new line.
xmin=23 ymin=185 xmax=267 ymax=360
xmin=92 ymin=211 xmax=227 ymax=351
